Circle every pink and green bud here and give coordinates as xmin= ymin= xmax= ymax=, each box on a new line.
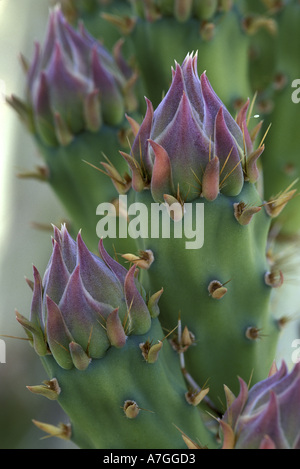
xmin=124 ymin=52 xmax=262 ymax=202
xmin=220 ymin=361 xmax=300 ymax=449
xmin=13 ymin=5 xmax=136 ymax=146
xmin=18 ymin=225 xmax=158 ymax=370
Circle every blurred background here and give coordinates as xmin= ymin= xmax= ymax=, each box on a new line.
xmin=0 ymin=0 xmax=299 ymax=449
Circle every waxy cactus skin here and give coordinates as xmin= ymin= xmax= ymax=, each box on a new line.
xmin=133 ymin=183 xmax=280 ymax=406
xmin=124 ymin=55 xmax=283 ymax=407
xmin=126 ymin=4 xmax=252 ymax=111
xmin=59 ymin=0 xmax=133 ymax=47
xmin=254 ymin=0 xmax=300 ymax=237
xmin=40 ymin=318 xmax=217 ymax=449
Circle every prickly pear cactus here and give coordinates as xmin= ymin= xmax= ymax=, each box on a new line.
xmin=19 ymin=225 xmax=216 ymax=449
xmin=120 ymin=1 xmax=252 ymax=111
xmin=252 ymin=0 xmax=300 ymax=237
xmin=118 ymin=53 xmax=293 ymax=407
xmin=5 ymin=0 xmax=300 ymax=451
xmin=58 ymin=0 xmax=133 ymax=48
xmin=7 ymin=5 xmax=137 ymax=252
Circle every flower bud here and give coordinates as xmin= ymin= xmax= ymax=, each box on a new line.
xmin=220 ymin=361 xmax=300 ymax=449
xmin=12 ymin=5 xmax=136 ymax=147
xmin=19 ymin=225 xmax=160 ymax=370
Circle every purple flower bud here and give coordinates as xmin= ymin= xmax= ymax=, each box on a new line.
xmin=24 ymin=5 xmax=135 ymax=146
xmin=220 ymin=361 xmax=300 ymax=449
xmin=125 ymin=52 xmax=263 ymax=202
xmin=19 ymin=225 xmax=160 ymax=370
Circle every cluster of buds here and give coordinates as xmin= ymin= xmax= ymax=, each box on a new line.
xmin=17 ymin=225 xmax=162 ymax=371
xmin=220 ymin=361 xmax=300 ymax=449
xmin=8 ymin=5 xmax=137 ymax=147
xmin=123 ymin=52 xmax=263 ymax=203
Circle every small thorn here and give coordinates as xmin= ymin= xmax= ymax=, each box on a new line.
xmin=208 ymin=280 xmax=228 ymax=300
xmin=19 ymin=53 xmax=29 ymax=73
xmin=268 ymin=360 xmax=278 ymax=377
xmin=100 ymin=13 xmax=136 ymax=35
xmin=25 ymin=276 xmax=34 ymax=291
xmin=265 ymin=270 xmax=284 ymax=288
xmin=200 ymin=22 xmax=215 ymax=41
xmin=181 ymin=326 xmax=195 ymax=348
xmin=170 ymin=326 xmax=195 ymax=353
xmin=6 ymin=94 xmax=34 ymax=132
xmin=147 ymin=287 xmax=163 ymax=319
xmin=32 ymin=420 xmax=71 ymax=441
xmin=245 ymin=326 xmax=264 ymax=341
xmin=125 ymin=114 xmax=140 ymax=137
xmin=123 ymin=400 xmax=140 ymax=419
xmin=245 ymin=145 xmax=265 ymax=183
xmin=17 ymin=165 xmax=49 ymax=181
xmin=163 ymin=194 xmax=185 ymax=221
xmin=54 ymin=113 xmax=74 ymax=146
xmin=264 ymin=181 xmax=298 ymax=218
xmin=223 ymin=384 xmax=236 ymax=410
xmin=249 ymin=120 xmax=263 ymax=143
xmin=100 ymin=153 xmax=132 ymax=195
xmin=277 ymin=316 xmax=291 ymax=330
xmin=122 ymin=250 xmax=154 ymax=270
xmin=139 ymin=339 xmax=163 ymax=364
xmin=69 ymin=342 xmax=91 ymax=371
xmin=201 ymin=156 xmax=219 ymax=201
xmin=185 ymin=387 xmax=210 ymax=406
xmin=106 ymin=308 xmax=127 ymax=349
xmin=26 ymin=378 xmax=61 ymax=401
xmin=233 ymin=202 xmax=262 ymax=226
xmin=243 ymin=15 xmax=278 ymax=35
xmin=120 ymin=151 xmax=147 ymax=192
xmin=173 ymin=425 xmax=204 ymax=449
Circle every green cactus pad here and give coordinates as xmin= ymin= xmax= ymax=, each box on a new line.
xmin=40 ymin=318 xmax=217 ymax=449
xmin=35 ymin=127 xmax=136 ymax=254
xmin=131 ymin=182 xmax=281 ymax=407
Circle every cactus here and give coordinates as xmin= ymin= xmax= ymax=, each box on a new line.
xmin=7 ymin=5 xmax=137 ymax=252
xmin=18 ymin=225 xmax=216 ymax=449
xmin=219 ymin=361 xmax=300 ymax=449
xmin=251 ymin=0 xmax=300 ymax=238
xmin=118 ymin=53 xmax=293 ymax=408
xmin=5 ymin=0 xmax=300 ymax=451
